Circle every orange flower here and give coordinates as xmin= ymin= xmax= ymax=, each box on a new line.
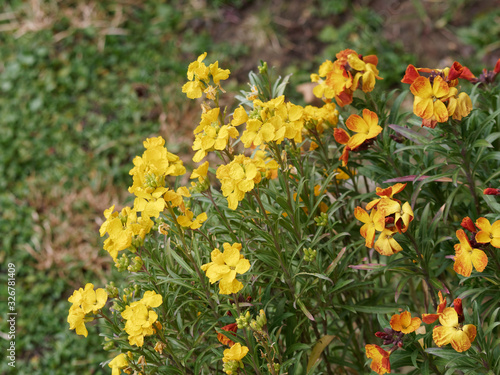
xmin=432 ymin=307 xmax=476 ymax=352
xmin=410 ymin=76 xmax=451 ymax=123
xmin=217 ymin=323 xmax=238 ymax=347
xmin=366 ymin=183 xmax=406 ymax=211
xmin=354 ymin=207 xmax=385 ymax=248
xmin=422 ymin=291 xmax=447 ymax=324
xmin=365 ymin=344 xmax=391 ymax=375
xmin=390 ymin=311 xmax=421 ymax=334
xmin=374 ymin=228 xmax=402 ymax=256
xmin=345 ymin=109 xmax=383 ymax=150
xmin=394 ymin=202 xmax=414 ymax=234
xmin=453 ymin=229 xmax=488 ymax=277
xmin=475 ymin=217 xmax=500 ymax=248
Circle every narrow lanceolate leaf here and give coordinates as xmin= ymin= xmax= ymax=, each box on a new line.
xmin=389 ymin=124 xmax=431 ymax=144
xmin=307 ymin=335 xmax=336 ymax=372
xmin=295 ymin=298 xmax=315 ymax=321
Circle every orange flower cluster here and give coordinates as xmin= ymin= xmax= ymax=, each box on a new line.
xmin=402 ymin=61 xmax=475 ymax=128
xmin=355 ymin=183 xmax=414 ymax=256
xmin=334 ymin=109 xmax=382 ymax=166
xmin=311 ymin=49 xmax=382 ymax=107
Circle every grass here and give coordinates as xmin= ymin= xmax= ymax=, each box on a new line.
xmin=0 ymin=0 xmax=498 ymax=374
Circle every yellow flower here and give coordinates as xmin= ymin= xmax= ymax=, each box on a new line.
xmin=190 ymin=161 xmax=209 ymax=183
xmin=201 ymin=243 xmax=251 ymax=295
xmin=216 ymin=155 xmax=264 ymax=210
xmin=108 ymin=353 xmax=128 ymax=375
xmin=121 ymin=291 xmax=163 ymax=347
xmin=374 ymin=229 xmax=403 ymax=256
xmin=347 ymin=53 xmax=382 ymax=92
xmin=67 ymin=283 xmax=107 ymax=337
xmin=223 ymin=342 xmax=249 ymax=363
xmin=390 ymin=311 xmax=421 ymax=334
xmin=209 ymin=61 xmax=230 ymax=84
xmin=453 ymin=229 xmax=488 ymax=277
xmin=177 ymin=209 xmax=208 ymax=230
xmin=410 ymin=76 xmax=450 ymax=123
xmin=432 ymin=307 xmax=476 ymax=352
xmin=365 ymin=344 xmax=391 ymax=375
xmin=475 ymin=217 xmax=500 ymax=248
xmin=67 ymin=306 xmax=89 ymax=337
xmin=354 ymin=207 xmax=385 ymax=248
xmin=68 ymin=283 xmax=108 ymax=314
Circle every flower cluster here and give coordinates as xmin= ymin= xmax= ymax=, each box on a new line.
xmin=99 ymin=205 xmax=152 ymax=261
xmin=121 ymin=291 xmax=163 ymax=346
xmin=402 ymin=61 xmax=475 ymax=128
xmin=355 ymin=183 xmax=414 ymax=255
xmin=334 ymin=109 xmax=382 ymax=166
xmin=192 ymin=106 xmax=247 ymax=162
xmin=201 ymin=242 xmax=251 ymax=294
xmin=216 ymin=154 xmax=266 ymax=210
xmin=240 ymin=95 xmax=304 ymax=147
xmin=311 ymin=49 xmax=382 ymax=107
xmin=182 ymin=52 xmax=230 ymax=99
xmin=67 ymin=283 xmax=108 ymax=337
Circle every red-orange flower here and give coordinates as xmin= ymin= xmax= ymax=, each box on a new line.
xmin=217 ymin=323 xmax=238 ymax=347
xmin=390 ymin=311 xmax=421 ymax=334
xmin=365 ymin=344 xmax=391 ymax=375
xmin=422 ymin=291 xmax=447 ymax=324
xmin=453 ymin=229 xmax=488 ymax=277
xmin=460 ymin=217 xmax=477 ymax=233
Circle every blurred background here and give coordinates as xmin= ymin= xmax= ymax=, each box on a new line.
xmin=0 ymin=0 xmax=498 ymax=373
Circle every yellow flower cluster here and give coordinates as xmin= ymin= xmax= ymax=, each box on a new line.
xmin=201 ymin=242 xmax=251 ymax=295
xmin=192 ymin=106 xmax=247 ymax=162
xmin=99 ymin=205 xmax=153 ymax=261
xmin=67 ymin=283 xmax=107 ymax=337
xmin=302 ymin=102 xmax=339 ymax=136
xmin=182 ymin=52 xmax=230 ymax=99
xmin=121 ymin=290 xmax=163 ymax=347
xmin=240 ymin=96 xmax=304 ymax=147
xmin=129 ymin=136 xmax=186 ymax=219
xmin=216 ymin=154 xmax=267 ymax=210
xmin=355 ymin=183 xmax=414 ymax=256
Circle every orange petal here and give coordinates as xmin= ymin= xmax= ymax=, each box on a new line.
xmin=410 ymin=76 xmax=432 ymax=97
xmin=413 ymin=96 xmax=433 ymax=119
xmin=334 ymin=128 xmax=350 ymax=144
xmin=433 ymin=325 xmax=455 ymax=347
xmin=432 ymin=76 xmax=450 ymax=98
xmin=450 ymin=329 xmax=473 ymax=352
xmin=471 ymin=249 xmax=488 ymax=272
xmin=454 ymin=252 xmax=472 ymax=277
xmin=346 ymin=113 xmax=368 ymax=133
xmin=422 ymin=313 xmax=439 ymax=324
xmin=362 ymin=109 xmax=379 ymax=128
xmin=401 ymin=64 xmax=421 ymax=84
xmin=354 ymin=207 xmax=370 ymax=223
xmin=433 ymin=100 xmax=449 ymax=122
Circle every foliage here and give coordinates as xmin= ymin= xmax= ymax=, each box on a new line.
xmin=68 ymin=50 xmax=500 ymax=375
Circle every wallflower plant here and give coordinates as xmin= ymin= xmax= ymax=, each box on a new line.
xmin=69 ymin=52 xmax=500 ymax=374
